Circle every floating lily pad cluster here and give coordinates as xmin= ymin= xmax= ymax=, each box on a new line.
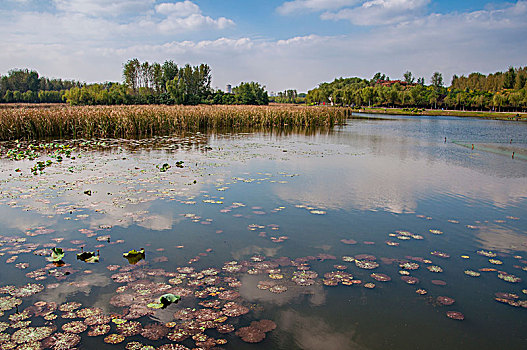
xmin=0 ymin=134 xmax=526 ymax=350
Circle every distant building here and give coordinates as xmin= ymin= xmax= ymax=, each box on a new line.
xmin=225 ymin=84 xmax=232 ymax=94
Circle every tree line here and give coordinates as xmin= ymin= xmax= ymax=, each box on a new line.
xmin=306 ymin=67 xmax=527 ymax=112
xmin=270 ymin=89 xmax=307 ymax=104
xmin=0 ymin=59 xmax=269 ymax=106
xmin=0 ymin=69 xmax=81 ymax=103
xmin=2 ymin=64 xmax=526 ymax=110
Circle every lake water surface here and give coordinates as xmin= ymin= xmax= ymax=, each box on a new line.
xmin=0 ymin=114 xmax=526 ymax=349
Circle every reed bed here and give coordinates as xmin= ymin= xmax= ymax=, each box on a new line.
xmin=0 ymin=104 xmax=351 ymax=140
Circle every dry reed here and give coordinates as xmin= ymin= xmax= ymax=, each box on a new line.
xmin=0 ymin=104 xmax=350 ymax=140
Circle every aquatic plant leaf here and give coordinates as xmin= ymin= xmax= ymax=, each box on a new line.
xmin=47 ymin=247 xmax=64 ymax=262
xmin=76 ymin=251 xmax=99 ymax=263
xmin=123 ymin=248 xmax=145 ymax=265
xmin=158 ymin=293 xmax=181 ymax=309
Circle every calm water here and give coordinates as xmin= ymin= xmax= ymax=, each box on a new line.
xmin=0 ymin=115 xmax=526 ymax=349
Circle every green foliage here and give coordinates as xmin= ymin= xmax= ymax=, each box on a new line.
xmin=47 ymin=247 xmax=64 ymax=262
xmin=166 ymin=63 xmax=212 ymax=105
xmin=232 ymin=82 xmax=269 ymax=105
xmin=123 ymin=248 xmax=145 ymax=265
xmin=77 ymin=251 xmax=99 ymax=263
xmin=0 ymin=69 xmax=80 ymax=102
xmin=307 ymin=66 xmax=527 ymax=112
xmin=157 ymin=163 xmax=171 ymax=172
xmin=272 ymin=89 xmax=305 ymax=104
xmin=431 ymin=72 xmax=444 ymax=88
xmin=148 ymin=293 xmax=181 ymax=309
xmin=403 ymin=71 xmax=415 ymax=84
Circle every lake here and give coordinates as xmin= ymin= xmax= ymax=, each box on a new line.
xmin=0 ymin=114 xmax=526 ymax=349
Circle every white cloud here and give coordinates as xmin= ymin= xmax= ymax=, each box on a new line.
xmin=157 ymin=13 xmax=234 ymax=33
xmin=321 ymin=0 xmax=430 ymax=25
xmin=52 ymin=0 xmax=154 ymax=17
xmin=0 ymin=1 xmax=234 ymax=46
xmin=277 ymin=0 xmax=358 ymax=15
xmin=0 ymin=1 xmax=526 ymax=92
xmin=155 ymin=1 xmax=200 ymax=17
xmin=278 ymin=0 xmax=431 ymax=25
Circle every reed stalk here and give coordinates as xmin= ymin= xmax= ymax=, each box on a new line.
xmin=0 ymin=105 xmax=350 ymax=140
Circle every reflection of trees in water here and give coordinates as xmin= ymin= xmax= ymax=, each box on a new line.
xmin=0 ymin=125 xmax=340 ymax=157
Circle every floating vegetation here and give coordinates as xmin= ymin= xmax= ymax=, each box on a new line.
xmin=116 ymin=321 xmax=143 ymax=337
xmin=251 ymin=319 xmax=277 ymax=333
xmin=123 ymin=249 xmax=145 ymax=265
xmin=11 ymin=326 xmax=54 ymax=343
xmin=430 ymin=251 xmax=450 ymax=259
xmin=222 ymin=302 xmax=250 ymax=317
xmin=427 ymin=266 xmax=443 ymax=273
xmin=47 ymin=248 xmax=64 ymax=262
xmin=489 ymin=259 xmax=503 ymax=265
xmin=148 ymin=293 xmax=181 ymax=309
xmin=104 ymin=333 xmax=126 ymax=344
xmin=497 ymin=272 xmax=522 ymax=283
xmin=58 ymin=302 xmax=82 ymax=312
xmin=62 ymin=321 xmax=88 ymax=334
xmin=464 ymin=270 xmax=481 ymax=277
xmin=157 ymin=163 xmax=171 ymax=172
xmin=76 ymin=250 xmax=99 ymax=263
xmin=310 ymin=210 xmax=326 ymax=215
xmin=87 ymin=324 xmax=111 ymax=337
xmin=355 ymin=260 xmax=379 ymax=270
xmin=141 ymin=323 xmax=169 ymax=341
xmin=431 ymin=280 xmax=447 ymax=286
xmin=477 ymin=250 xmax=497 ymax=258
xmin=446 ymin=311 xmax=465 ymax=320
xmin=42 ymin=332 xmax=81 ymax=350
xmin=9 ymin=283 xmax=44 ymax=298
xmin=401 ymin=276 xmax=419 ymax=285
xmin=371 ymin=273 xmax=391 ymax=282
xmin=399 ymin=262 xmax=420 ymax=270
xmin=0 ymin=123 xmax=526 ymax=350
xmin=0 ymin=296 xmax=22 ymax=312
xmin=340 ymin=239 xmax=357 ymax=245
xmin=236 ymin=326 xmax=266 ymax=343
xmin=437 ymin=296 xmax=455 ymax=306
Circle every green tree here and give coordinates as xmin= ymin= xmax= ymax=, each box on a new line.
xmin=361 ymin=87 xmax=374 ymax=107
xmin=403 ymin=71 xmax=415 ymax=84
xmin=233 ymin=82 xmax=268 ymax=105
xmin=503 ymin=66 xmax=516 ymax=89
xmin=123 ymin=58 xmax=140 ymax=93
xmin=431 ymin=72 xmax=443 ymax=88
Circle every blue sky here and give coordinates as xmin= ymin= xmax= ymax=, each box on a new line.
xmin=1 ymin=0 xmax=526 ymax=93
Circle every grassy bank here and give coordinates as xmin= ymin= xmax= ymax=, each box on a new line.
xmin=355 ymin=107 xmax=527 ymax=121
xmin=0 ymin=104 xmax=351 ymax=140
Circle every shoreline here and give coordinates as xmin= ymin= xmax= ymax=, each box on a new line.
xmin=353 ymin=107 xmax=527 ymax=121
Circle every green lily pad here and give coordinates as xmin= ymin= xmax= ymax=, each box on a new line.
xmin=47 ymin=248 xmax=64 ymax=262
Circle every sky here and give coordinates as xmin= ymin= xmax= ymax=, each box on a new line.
xmin=1 ymin=0 xmax=526 ymax=93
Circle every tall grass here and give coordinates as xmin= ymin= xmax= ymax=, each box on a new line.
xmin=0 ymin=105 xmax=351 ymax=140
